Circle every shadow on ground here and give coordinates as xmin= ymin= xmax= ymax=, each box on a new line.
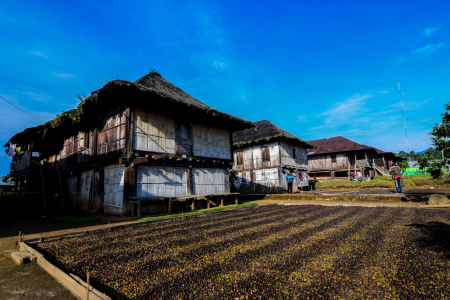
xmin=407 ymin=221 xmax=450 ymax=259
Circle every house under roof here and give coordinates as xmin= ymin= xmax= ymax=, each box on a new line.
xmin=307 ymin=136 xmax=372 ymax=155
xmin=232 ymin=120 xmax=314 ymax=148
xmin=5 ymin=71 xmax=251 ymax=151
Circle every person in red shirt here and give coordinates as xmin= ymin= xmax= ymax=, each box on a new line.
xmin=391 ymin=165 xmax=402 ymax=193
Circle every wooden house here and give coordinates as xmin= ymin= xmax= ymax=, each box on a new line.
xmin=5 ymin=71 xmax=252 ymax=215
xmin=231 ymin=120 xmax=313 ymax=193
xmin=307 ymin=136 xmax=399 ymax=181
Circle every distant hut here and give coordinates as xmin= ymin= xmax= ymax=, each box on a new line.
xmin=232 ymin=120 xmax=313 ymax=193
xmin=307 ymin=136 xmax=402 ymax=181
xmin=5 ymin=71 xmax=252 ymax=215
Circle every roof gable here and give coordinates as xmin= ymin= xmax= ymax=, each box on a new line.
xmin=307 ymin=136 xmax=372 ymax=155
xmin=233 ymin=120 xmax=313 ymax=148
xmin=132 ymin=71 xmax=211 ymax=110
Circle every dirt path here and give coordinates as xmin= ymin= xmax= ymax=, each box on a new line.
xmin=0 ymin=189 xmax=448 ymax=299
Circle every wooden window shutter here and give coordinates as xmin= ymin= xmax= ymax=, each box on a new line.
xmin=261 ymin=146 xmax=270 ymax=162
xmin=236 ymin=151 xmax=243 ymax=165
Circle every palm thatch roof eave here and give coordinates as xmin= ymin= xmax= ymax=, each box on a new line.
xmin=232 ymin=120 xmax=314 ymax=148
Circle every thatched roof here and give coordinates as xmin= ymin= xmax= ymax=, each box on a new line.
xmin=132 ymin=72 xmax=211 ymax=110
xmin=4 ymin=71 xmax=252 ymax=150
xmin=307 ymin=136 xmax=373 ymax=155
xmin=232 ymin=120 xmax=314 ymax=148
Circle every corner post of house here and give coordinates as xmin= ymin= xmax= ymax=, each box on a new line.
xmin=347 ymin=154 xmax=351 ymax=180
xmin=331 ymin=171 xmax=335 ymax=181
xmin=354 ymin=152 xmax=357 ymax=174
xmin=234 ymin=194 xmax=238 ymax=205
xmin=186 ymin=168 xmax=193 ymax=196
xmin=207 ymin=196 xmax=211 ymax=209
xmin=168 ymin=198 xmax=173 ymax=214
xmin=137 ymin=199 xmax=141 ymax=218
xmin=220 ymin=195 xmax=224 ymax=207
xmin=123 ymin=162 xmax=136 ymax=214
xmin=163 ymin=198 xmax=168 ymax=214
xmin=126 ymin=107 xmax=135 ymax=159
xmin=190 ymin=199 xmax=195 ymax=211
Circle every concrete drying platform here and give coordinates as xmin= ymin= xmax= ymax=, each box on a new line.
xmin=11 ymin=250 xmax=37 ymax=264
xmin=20 ymin=242 xmax=111 ymax=300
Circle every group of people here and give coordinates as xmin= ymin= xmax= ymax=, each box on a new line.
xmin=284 ymin=164 xmax=403 ymax=195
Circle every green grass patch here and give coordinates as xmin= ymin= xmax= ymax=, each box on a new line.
xmin=138 ymin=203 xmax=258 ymax=222
xmin=317 ymin=173 xmax=450 ymax=190
xmin=53 ymin=216 xmax=99 ymax=224
xmin=316 ymin=181 xmax=360 ymax=190
xmin=360 ymin=179 xmax=394 ymax=189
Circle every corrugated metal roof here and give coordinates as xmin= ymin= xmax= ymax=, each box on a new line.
xmin=307 ymin=136 xmax=373 ymax=155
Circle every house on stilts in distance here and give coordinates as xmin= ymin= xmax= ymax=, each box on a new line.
xmin=5 ymin=71 xmax=252 ymax=215
xmin=231 ymin=120 xmax=314 ymax=194
xmin=307 ymin=136 xmax=402 ymax=181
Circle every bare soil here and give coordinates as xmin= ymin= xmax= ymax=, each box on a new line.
xmin=0 ymin=188 xmax=448 ymax=299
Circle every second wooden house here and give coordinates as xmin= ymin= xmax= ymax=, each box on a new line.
xmin=231 ymin=120 xmax=314 ymax=193
xmin=307 ymin=136 xmax=400 ymax=181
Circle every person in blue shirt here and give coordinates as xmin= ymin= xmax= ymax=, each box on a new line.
xmin=286 ymin=171 xmax=295 ymax=194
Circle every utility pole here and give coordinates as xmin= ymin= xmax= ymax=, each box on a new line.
xmin=398 ymin=82 xmax=412 ymax=165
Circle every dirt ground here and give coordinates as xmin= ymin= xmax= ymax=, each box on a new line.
xmin=0 ymin=188 xmax=448 ymax=299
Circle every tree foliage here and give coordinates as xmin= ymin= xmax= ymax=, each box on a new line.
xmin=416 ymin=102 xmax=450 ymax=179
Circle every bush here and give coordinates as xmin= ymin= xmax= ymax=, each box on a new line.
xmin=441 ymin=173 xmax=450 ymax=184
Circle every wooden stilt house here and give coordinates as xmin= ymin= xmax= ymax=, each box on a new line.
xmin=5 ymin=71 xmax=252 ymax=215
xmin=231 ymin=120 xmax=314 ymax=193
xmin=307 ymin=136 xmax=402 ymax=181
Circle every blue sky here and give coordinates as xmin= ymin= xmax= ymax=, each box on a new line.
xmin=1 ymin=0 xmax=449 ymax=177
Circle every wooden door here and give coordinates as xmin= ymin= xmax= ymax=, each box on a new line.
xmin=104 ymin=164 xmax=125 ymax=215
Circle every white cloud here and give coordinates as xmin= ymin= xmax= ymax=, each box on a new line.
xmin=411 ymin=43 xmax=444 ymax=56
xmin=378 ymin=90 xmax=388 ymax=94
xmin=29 ymin=50 xmax=48 ymax=58
xmin=213 ymin=61 xmax=226 ymax=68
xmin=309 ymin=94 xmax=373 ymax=131
xmin=423 ymin=23 xmax=442 ymax=37
xmin=50 ymin=72 xmax=75 ymax=79
xmin=296 ymin=115 xmax=306 ymax=122
xmin=22 ymin=92 xmax=51 ymax=103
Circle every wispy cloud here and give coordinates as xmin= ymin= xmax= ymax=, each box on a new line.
xmin=296 ymin=115 xmax=306 ymax=122
xmin=22 ymin=92 xmax=51 ymax=103
xmin=411 ymin=43 xmax=444 ymax=56
xmin=213 ymin=61 xmax=226 ymax=68
xmin=423 ymin=23 xmax=442 ymax=37
xmin=378 ymin=90 xmax=388 ymax=94
xmin=29 ymin=50 xmax=48 ymax=58
xmin=50 ymin=72 xmax=75 ymax=79
xmin=309 ymin=94 xmax=373 ymax=131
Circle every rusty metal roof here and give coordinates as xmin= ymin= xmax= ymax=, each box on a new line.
xmin=307 ymin=136 xmax=373 ymax=155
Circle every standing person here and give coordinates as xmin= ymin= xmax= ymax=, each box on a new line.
xmin=286 ymin=171 xmax=295 ymax=194
xmin=391 ymin=165 xmax=402 ymax=193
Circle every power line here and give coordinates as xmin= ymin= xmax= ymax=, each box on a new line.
xmin=304 ymin=114 xmax=441 ymax=141
xmin=0 ymin=95 xmax=44 ymax=123
xmin=375 ymin=132 xmax=429 ymax=148
xmin=345 ymin=114 xmax=441 ymax=137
